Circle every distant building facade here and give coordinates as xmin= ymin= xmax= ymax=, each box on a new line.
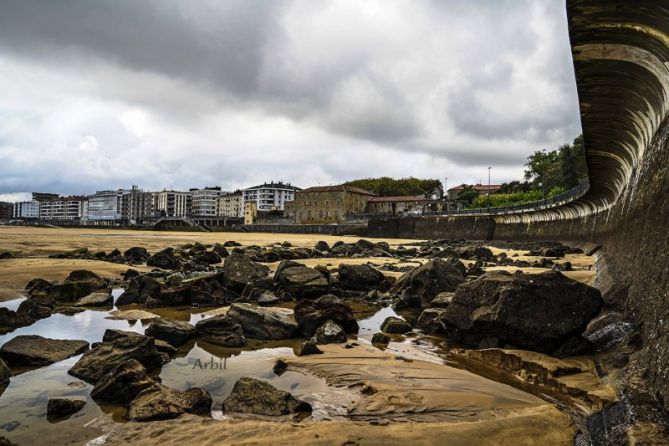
xmin=0 ymin=202 xmax=12 ymax=220
xmin=217 ymin=191 xmax=243 ymax=218
xmin=244 ymin=201 xmax=257 ymax=225
xmin=447 ymin=184 xmax=501 ymax=201
xmin=12 ymin=201 xmax=40 ymax=219
xmin=365 ymin=196 xmax=430 ymax=216
xmin=121 ymin=186 xmax=155 ymax=223
xmin=242 ymin=182 xmax=299 ymax=212
xmin=39 ymin=196 xmax=88 ymax=221
xmin=87 ymin=190 xmax=124 ymax=222
xmin=156 ymin=190 xmax=192 ymax=217
xmin=191 ymin=187 xmax=225 ymax=216
xmin=292 ymin=185 xmax=376 ymax=224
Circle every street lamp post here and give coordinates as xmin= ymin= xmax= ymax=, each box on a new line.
xmin=487 ymin=167 xmax=491 ymax=209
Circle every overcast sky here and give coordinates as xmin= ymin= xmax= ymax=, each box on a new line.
xmin=0 ymin=0 xmax=580 ymax=201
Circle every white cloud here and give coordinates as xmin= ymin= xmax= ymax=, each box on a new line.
xmin=0 ymin=0 xmax=580 ymax=197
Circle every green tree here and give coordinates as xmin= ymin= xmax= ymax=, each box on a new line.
xmin=344 ymin=177 xmax=443 ymax=197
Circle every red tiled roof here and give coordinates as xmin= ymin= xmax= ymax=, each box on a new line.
xmin=298 ymin=185 xmax=377 ymax=196
xmin=448 ymin=184 xmax=501 ymax=192
xmin=368 ymin=196 xmax=429 ymax=203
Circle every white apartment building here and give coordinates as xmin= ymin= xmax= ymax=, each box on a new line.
xmin=242 ymin=181 xmax=300 ymax=212
xmin=39 ymin=196 xmax=87 ymax=221
xmin=156 ymin=190 xmax=192 ymax=217
xmin=191 ymin=187 xmax=226 ymax=216
xmin=217 ymin=191 xmax=243 ymax=218
xmin=12 ymin=200 xmax=40 ymax=219
xmin=87 ymin=190 xmax=124 ymax=221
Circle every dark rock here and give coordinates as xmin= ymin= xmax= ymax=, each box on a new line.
xmin=69 ymin=335 xmax=163 ymax=383
xmin=116 ymin=275 xmax=161 ymax=306
xmin=16 ymin=299 xmax=51 ymax=319
xmin=392 ymin=259 xmax=465 ymax=303
xmin=582 ymin=311 xmax=633 ymax=350
xmin=227 ymin=303 xmax=298 ymax=340
xmin=46 ymin=398 xmax=85 ymax=421
xmin=64 ymin=270 xmax=108 ymax=289
xmin=0 ymin=307 xmax=35 ymax=332
xmin=123 ymin=269 xmax=140 ymax=280
xmin=337 ymin=264 xmax=385 ymax=291
xmin=274 ymin=259 xmax=302 ymax=279
xmin=147 ymin=250 xmax=180 ymax=270
xmin=0 ymin=358 xmax=9 ymax=384
xmin=195 ymin=250 xmax=222 ymax=265
xmin=430 ymin=292 xmax=454 ymax=308
xmin=123 ymin=247 xmax=150 ymax=263
xmin=91 ymin=359 xmax=156 ymax=403
xmin=128 ymin=383 xmax=212 ymax=421
xmin=298 ymin=340 xmax=323 ymax=356
xmin=195 ymin=316 xmax=245 ymax=347
xmin=47 ymin=282 xmax=93 ymax=303
xmin=212 ymin=244 xmax=230 ymax=258
xmin=416 ymin=308 xmax=446 ymax=334
xmin=145 ymin=318 xmax=196 ymax=346
xmin=221 ymin=253 xmax=269 ymax=293
xmin=273 ymin=359 xmax=288 ymax=375
xmin=439 ymin=270 xmax=604 ymax=354
xmin=222 ymin=377 xmax=311 ymax=416
xmin=101 ymin=329 xmax=144 ymax=343
xmin=0 ymin=252 xmax=14 ymax=259
xmin=0 ymin=437 xmax=17 ymax=446
xmin=0 ymin=335 xmax=89 ymax=367
xmin=294 ymin=294 xmax=358 ymax=337
xmin=315 ymin=241 xmax=330 ymax=252
xmin=380 ymin=316 xmax=412 ymax=334
xmin=371 ymin=332 xmax=390 ymax=346
xmin=314 ymin=320 xmax=347 ymax=344
xmin=223 ymin=241 xmax=241 ymax=247
xmin=25 ymin=277 xmax=53 ymax=296
xmin=275 ymin=266 xmax=329 ymax=298
xmin=256 ymin=291 xmax=280 ymax=306
xmin=241 ymin=277 xmax=275 ymax=300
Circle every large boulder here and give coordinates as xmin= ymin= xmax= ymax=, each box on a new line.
xmin=195 ymin=250 xmax=222 ymax=265
xmin=0 ymin=335 xmax=89 ymax=367
xmin=314 ymin=320 xmax=347 ymax=344
xmin=212 ymin=244 xmax=230 ymax=258
xmin=0 ymin=307 xmax=37 ymax=332
xmin=221 ymin=253 xmax=269 ymax=293
xmin=123 ymin=247 xmax=150 ymax=263
xmin=438 ymin=270 xmax=604 ymax=354
xmin=222 ymin=377 xmax=311 ymax=416
xmin=227 ymin=303 xmax=298 ymax=340
xmin=128 ymin=383 xmax=212 ymax=421
xmin=69 ymin=335 xmax=164 ymax=383
xmin=145 ymin=318 xmax=196 ymax=346
xmin=275 ymin=266 xmax=329 ymax=298
xmin=64 ymin=270 xmax=108 ymax=289
xmin=380 ymin=316 xmax=412 ymax=334
xmin=116 ymin=275 xmax=161 ymax=306
xmin=91 ymin=359 xmax=156 ymax=404
xmin=294 ymin=294 xmax=359 ymax=337
xmin=195 ymin=315 xmax=245 ymax=347
xmin=337 ymin=264 xmax=386 ymax=291
xmin=47 ymin=282 xmax=93 ymax=303
xmin=392 ymin=259 xmax=465 ymax=303
xmin=146 ymin=249 xmax=180 ymax=270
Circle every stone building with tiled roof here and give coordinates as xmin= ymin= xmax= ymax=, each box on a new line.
xmin=290 ymin=185 xmax=376 ymax=224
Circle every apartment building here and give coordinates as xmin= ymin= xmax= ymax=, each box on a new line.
xmin=156 ymin=190 xmax=192 ymax=217
xmin=242 ymin=181 xmax=299 ymax=212
xmin=39 ymin=196 xmax=88 ymax=221
xmin=87 ymin=190 xmax=124 ymax=221
xmin=217 ymin=191 xmax=243 ymax=218
xmin=191 ymin=187 xmax=226 ymax=216
xmin=0 ymin=202 xmax=12 ymax=220
xmin=121 ymin=186 xmax=155 ymax=223
xmin=12 ymin=201 xmax=40 ymax=219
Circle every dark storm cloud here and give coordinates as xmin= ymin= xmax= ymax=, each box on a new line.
xmin=0 ymin=0 xmax=580 ymax=196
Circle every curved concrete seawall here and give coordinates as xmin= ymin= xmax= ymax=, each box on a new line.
xmin=370 ymin=0 xmax=669 ymax=408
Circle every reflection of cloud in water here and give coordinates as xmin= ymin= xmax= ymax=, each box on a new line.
xmin=358 ymin=306 xmax=399 ymax=334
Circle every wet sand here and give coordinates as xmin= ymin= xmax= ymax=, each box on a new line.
xmin=0 ymin=226 xmax=422 ymax=257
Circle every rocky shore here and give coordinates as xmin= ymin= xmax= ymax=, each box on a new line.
xmin=0 ymin=228 xmax=662 ymax=445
